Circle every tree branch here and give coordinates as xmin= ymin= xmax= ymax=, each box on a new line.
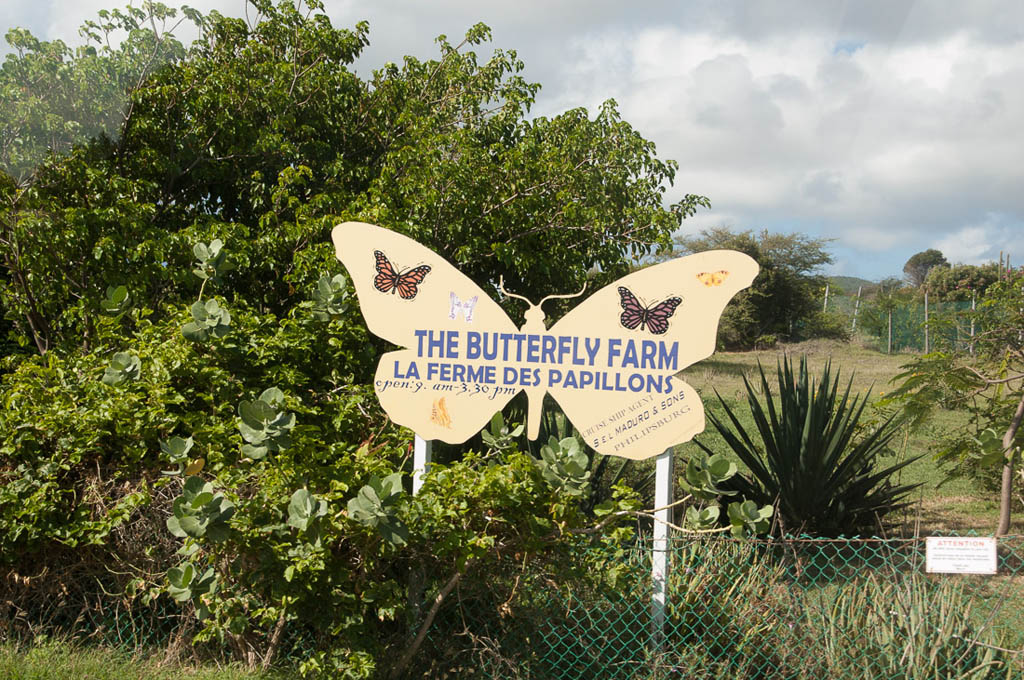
xmin=388 ymin=568 xmax=464 ymax=680
xmin=965 ymin=366 xmax=1024 ymax=385
xmin=996 ymin=390 xmax=1024 ymax=535
xmin=261 ymin=606 xmax=288 ymax=670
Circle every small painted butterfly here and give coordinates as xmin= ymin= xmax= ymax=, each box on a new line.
xmin=373 ymin=250 xmax=431 ymax=299
xmin=449 ymin=292 xmax=478 ymax=322
xmin=430 ymin=397 xmax=452 ymax=428
xmin=696 ymin=270 xmax=729 ymax=287
xmin=617 ymin=287 xmax=683 ymax=335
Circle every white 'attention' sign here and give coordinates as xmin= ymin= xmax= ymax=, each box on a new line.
xmin=925 ymin=536 xmax=998 ymax=575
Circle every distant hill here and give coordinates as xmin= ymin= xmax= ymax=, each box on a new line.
xmin=828 ymin=276 xmax=877 ymax=296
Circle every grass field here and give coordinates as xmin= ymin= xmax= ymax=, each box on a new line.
xmin=680 ymin=337 xmax=1024 ymax=535
xmin=0 ymin=640 xmax=287 ymax=680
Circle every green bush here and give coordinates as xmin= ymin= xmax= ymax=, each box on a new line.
xmin=798 ymin=309 xmax=851 ymax=342
xmin=0 ymin=289 xmax=632 ymax=677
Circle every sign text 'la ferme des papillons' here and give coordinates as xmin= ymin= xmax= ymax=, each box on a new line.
xmin=332 ymin=222 xmax=757 ymax=460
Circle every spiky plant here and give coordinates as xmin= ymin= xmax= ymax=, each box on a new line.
xmin=696 ymin=356 xmax=921 ymax=536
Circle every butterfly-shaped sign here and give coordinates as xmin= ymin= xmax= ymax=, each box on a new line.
xmin=332 ymin=222 xmax=758 ymax=460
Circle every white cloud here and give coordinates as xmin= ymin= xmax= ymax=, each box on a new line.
xmin=936 ymin=225 xmax=993 ymax=263
xmin=544 ymin=16 xmax=1024 ymax=277
xmin=843 ymin=225 xmax=916 ymax=252
xmin=5 ymin=0 xmax=1024 ymax=280
xmin=935 ymin=215 xmax=1021 ymax=266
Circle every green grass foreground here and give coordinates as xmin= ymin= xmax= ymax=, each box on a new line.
xmin=0 ymin=641 xmax=287 ymax=680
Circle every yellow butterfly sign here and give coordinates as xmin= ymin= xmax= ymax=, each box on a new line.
xmin=332 ymin=222 xmax=758 ymax=461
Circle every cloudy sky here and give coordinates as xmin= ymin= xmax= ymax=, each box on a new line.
xmin=6 ymin=0 xmax=1024 ymax=281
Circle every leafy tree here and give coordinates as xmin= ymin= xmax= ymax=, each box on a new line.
xmin=892 ymin=270 xmax=1024 ymax=535
xmin=924 ymin=262 xmax=1000 ymax=301
xmin=0 ymin=3 xmax=200 ymax=357
xmin=669 ymin=227 xmax=837 ymax=348
xmin=903 ymin=248 xmax=948 ymax=287
xmin=1 ymin=1 xmax=703 ymax=357
xmin=0 ymin=3 xmax=197 ymax=185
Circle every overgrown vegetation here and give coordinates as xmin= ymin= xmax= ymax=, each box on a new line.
xmin=457 ymin=537 xmax=1024 ymax=679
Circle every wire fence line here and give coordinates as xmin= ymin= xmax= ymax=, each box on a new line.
xmin=442 ymin=532 xmax=1024 ymax=679
xmin=824 ymin=293 xmax=978 ymax=354
xmin=4 ymin=533 xmax=1023 ymax=678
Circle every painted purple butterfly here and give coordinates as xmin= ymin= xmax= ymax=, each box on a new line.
xmin=618 ymin=286 xmax=683 ymax=335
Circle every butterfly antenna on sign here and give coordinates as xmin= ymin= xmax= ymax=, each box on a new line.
xmin=498 ymin=277 xmax=588 ymax=330
xmin=497 ymin=276 xmax=532 ymax=305
xmin=538 ymin=282 xmax=587 ymax=307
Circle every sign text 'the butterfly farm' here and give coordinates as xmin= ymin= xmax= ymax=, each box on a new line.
xmin=332 ymin=222 xmax=758 ymax=461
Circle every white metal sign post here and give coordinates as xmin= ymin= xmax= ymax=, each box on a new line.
xmin=412 ymin=434 xmax=432 ymax=496
xmin=651 ymin=448 xmax=674 ymax=650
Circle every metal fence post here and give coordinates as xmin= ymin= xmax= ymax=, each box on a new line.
xmin=924 ymin=289 xmax=930 ymax=353
xmin=887 ymin=309 xmax=893 ymax=354
xmin=651 ymin=447 xmax=674 ymax=653
xmin=970 ymin=290 xmax=976 ymax=355
xmin=851 ymin=286 xmax=862 ymax=333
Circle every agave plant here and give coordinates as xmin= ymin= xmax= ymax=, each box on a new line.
xmin=697 ymin=355 xmax=920 ymax=536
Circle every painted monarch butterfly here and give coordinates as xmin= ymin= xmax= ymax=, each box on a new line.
xmin=373 ymin=250 xmax=431 ymax=299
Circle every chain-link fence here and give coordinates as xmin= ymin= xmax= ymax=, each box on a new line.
xmin=0 ymin=579 xmax=189 ymax=655
xmin=429 ymin=533 xmax=1024 ymax=679
xmin=4 ymin=534 xmax=1023 ymax=678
